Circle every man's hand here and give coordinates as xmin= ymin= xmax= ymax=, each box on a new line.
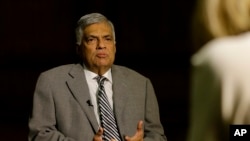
xmin=93 ymin=127 xmax=117 ymax=141
xmin=93 ymin=127 xmax=104 ymax=141
xmin=125 ymin=120 xmax=144 ymax=141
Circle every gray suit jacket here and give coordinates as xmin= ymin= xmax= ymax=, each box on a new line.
xmin=28 ymin=63 xmax=167 ymax=141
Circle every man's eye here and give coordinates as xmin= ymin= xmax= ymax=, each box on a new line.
xmin=87 ymin=38 xmax=97 ymax=43
xmin=105 ymin=37 xmax=112 ymax=41
xmin=88 ymin=38 xmax=94 ymax=42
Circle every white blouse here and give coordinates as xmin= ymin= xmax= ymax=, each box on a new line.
xmin=188 ymin=32 xmax=250 ymax=141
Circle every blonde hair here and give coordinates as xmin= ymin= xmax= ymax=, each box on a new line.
xmin=191 ymin=0 xmax=250 ymax=52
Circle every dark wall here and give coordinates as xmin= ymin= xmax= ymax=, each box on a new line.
xmin=0 ymin=0 xmax=195 ymax=141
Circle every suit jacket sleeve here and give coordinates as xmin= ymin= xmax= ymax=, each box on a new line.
xmin=144 ymin=79 xmax=167 ymax=141
xmin=28 ymin=73 xmax=75 ymax=141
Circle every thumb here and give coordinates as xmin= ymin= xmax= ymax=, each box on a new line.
xmin=125 ymin=135 xmax=131 ymax=141
xmin=97 ymin=127 xmax=103 ymax=136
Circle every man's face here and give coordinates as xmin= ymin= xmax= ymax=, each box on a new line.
xmin=81 ymin=21 xmax=116 ymax=73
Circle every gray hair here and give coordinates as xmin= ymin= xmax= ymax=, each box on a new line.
xmin=75 ymin=13 xmax=116 ymax=45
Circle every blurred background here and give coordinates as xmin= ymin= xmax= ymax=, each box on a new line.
xmin=0 ymin=0 xmax=195 ymax=141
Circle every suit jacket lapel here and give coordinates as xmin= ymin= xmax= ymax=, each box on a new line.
xmin=66 ymin=64 xmax=99 ymax=132
xmin=112 ymin=65 xmax=129 ymax=136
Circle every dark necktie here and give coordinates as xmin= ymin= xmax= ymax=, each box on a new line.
xmin=96 ymin=76 xmax=121 ymax=141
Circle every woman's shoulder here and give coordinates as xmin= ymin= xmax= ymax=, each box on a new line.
xmin=191 ymin=32 xmax=250 ymax=67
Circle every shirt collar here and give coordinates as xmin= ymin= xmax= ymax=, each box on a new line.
xmin=83 ymin=64 xmax=112 ymax=83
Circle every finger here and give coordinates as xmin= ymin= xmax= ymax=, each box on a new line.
xmin=137 ymin=120 xmax=143 ymax=131
xmin=136 ymin=120 xmax=144 ymax=140
xmin=125 ymin=135 xmax=131 ymax=141
xmin=93 ymin=127 xmax=103 ymax=141
xmin=97 ymin=127 xmax=104 ymax=136
xmin=125 ymin=121 xmax=144 ymax=141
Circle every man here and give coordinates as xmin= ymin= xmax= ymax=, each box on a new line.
xmin=28 ymin=13 xmax=167 ymax=141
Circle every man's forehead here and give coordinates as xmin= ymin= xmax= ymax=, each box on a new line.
xmin=84 ymin=24 xmax=113 ymax=37
xmin=84 ymin=22 xmax=111 ymax=31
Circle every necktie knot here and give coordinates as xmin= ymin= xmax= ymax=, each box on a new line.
xmin=96 ymin=76 xmax=107 ymax=86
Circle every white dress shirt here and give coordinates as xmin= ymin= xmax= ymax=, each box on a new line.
xmin=83 ymin=65 xmax=113 ymax=126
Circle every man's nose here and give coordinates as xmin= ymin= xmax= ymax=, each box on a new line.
xmin=96 ymin=39 xmax=106 ymax=49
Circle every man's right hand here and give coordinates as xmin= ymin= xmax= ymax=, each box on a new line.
xmin=93 ymin=127 xmax=104 ymax=141
xmin=93 ymin=127 xmax=118 ymax=141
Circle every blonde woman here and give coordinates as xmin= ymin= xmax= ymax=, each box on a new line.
xmin=188 ymin=0 xmax=250 ymax=141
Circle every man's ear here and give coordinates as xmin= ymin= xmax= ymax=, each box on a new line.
xmin=76 ymin=44 xmax=83 ymax=60
xmin=76 ymin=44 xmax=80 ymax=55
xmin=113 ymin=40 xmax=116 ymax=53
